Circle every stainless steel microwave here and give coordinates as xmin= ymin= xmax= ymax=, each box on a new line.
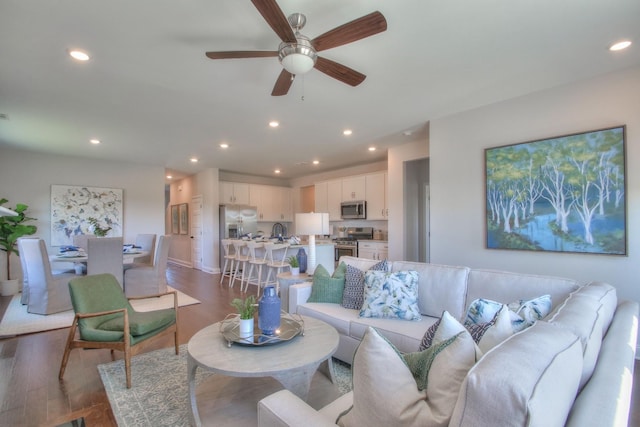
xmin=341 ymin=200 xmax=367 ymax=219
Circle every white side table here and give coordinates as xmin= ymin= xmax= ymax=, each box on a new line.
xmin=277 ymin=272 xmax=311 ymax=312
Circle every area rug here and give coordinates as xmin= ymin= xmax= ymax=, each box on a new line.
xmin=98 ymin=344 xmax=352 ymax=427
xmin=0 ymin=287 xmax=200 ymax=338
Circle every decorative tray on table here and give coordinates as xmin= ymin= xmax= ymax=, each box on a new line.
xmin=219 ymin=311 xmax=304 ymax=347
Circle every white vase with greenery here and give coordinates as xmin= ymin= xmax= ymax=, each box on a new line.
xmin=288 ymin=255 xmax=300 ymax=275
xmin=231 ymin=295 xmax=256 ymax=342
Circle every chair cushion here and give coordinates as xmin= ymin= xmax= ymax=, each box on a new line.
xmin=69 ymin=273 xmax=130 ymax=332
xmin=98 ymin=308 xmax=176 ymax=336
xmin=307 ymin=263 xmax=346 ymax=304
xmin=359 ymin=270 xmax=421 ymax=321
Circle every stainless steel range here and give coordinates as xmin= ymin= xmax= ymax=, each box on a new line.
xmin=333 ymin=227 xmax=374 ymax=264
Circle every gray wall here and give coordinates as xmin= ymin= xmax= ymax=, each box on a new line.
xmin=430 ymin=66 xmax=640 ymax=308
xmin=0 ymin=148 xmax=165 ymax=279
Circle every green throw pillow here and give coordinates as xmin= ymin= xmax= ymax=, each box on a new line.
xmin=308 ymin=263 xmax=346 ymax=304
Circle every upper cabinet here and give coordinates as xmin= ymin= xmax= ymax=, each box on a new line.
xmin=220 ymin=182 xmax=250 ymax=205
xmin=341 ymin=176 xmax=366 ymax=201
xmin=316 ymin=180 xmax=342 ymax=221
xmin=365 ymin=172 xmax=388 ymax=220
xmin=315 ymin=172 xmax=388 ymax=221
xmin=249 ymin=184 xmax=292 ymax=222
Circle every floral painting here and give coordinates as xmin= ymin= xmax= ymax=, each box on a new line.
xmin=51 ymin=185 xmax=123 ymax=246
xmin=485 ymin=125 xmax=626 ymax=255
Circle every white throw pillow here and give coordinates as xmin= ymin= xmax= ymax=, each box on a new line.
xmin=338 ymin=322 xmax=477 ymax=427
xmin=359 ymin=270 xmax=421 ymax=321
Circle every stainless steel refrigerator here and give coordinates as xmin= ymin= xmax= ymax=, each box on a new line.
xmin=219 ymin=204 xmax=258 ymax=266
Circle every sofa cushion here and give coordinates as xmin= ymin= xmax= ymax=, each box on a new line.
xmin=570 ymin=281 xmax=617 ymax=335
xmin=548 ymin=293 xmax=604 ymax=389
xmin=466 ymin=269 xmax=578 ymax=312
xmin=359 ymin=270 xmax=421 ymax=321
xmin=349 ymin=315 xmax=435 ymax=354
xmin=307 ymin=263 xmax=346 ymax=304
xmin=341 ymin=260 xmax=388 ymax=310
xmin=338 ymin=326 xmax=475 ymax=427
xmin=297 ymin=303 xmax=357 ymax=336
xmin=450 ymin=321 xmax=583 ymax=427
xmin=392 ymin=261 xmax=469 ymax=320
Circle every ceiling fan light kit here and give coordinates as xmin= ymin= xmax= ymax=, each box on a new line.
xmin=205 ymin=0 xmax=387 ymax=96
xmin=278 ymin=36 xmax=317 ymax=75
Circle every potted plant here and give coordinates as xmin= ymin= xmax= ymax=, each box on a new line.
xmin=87 ymin=217 xmax=112 ymax=237
xmin=287 ymin=255 xmax=300 ymax=275
xmin=231 ymin=295 xmax=256 ymax=341
xmin=0 ymin=198 xmax=37 ymax=295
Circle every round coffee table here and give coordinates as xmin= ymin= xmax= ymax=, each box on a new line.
xmin=187 ymin=315 xmax=339 ymax=427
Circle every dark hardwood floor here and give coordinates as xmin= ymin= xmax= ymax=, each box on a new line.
xmin=0 ymin=264 xmax=639 ymax=426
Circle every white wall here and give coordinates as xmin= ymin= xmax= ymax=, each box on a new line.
xmin=430 ymin=66 xmax=640 ymax=305
xmin=0 ymin=147 xmax=165 ymax=279
xmin=387 ymin=139 xmax=430 ymax=260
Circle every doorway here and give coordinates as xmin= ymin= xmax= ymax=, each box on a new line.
xmin=404 ymin=158 xmax=429 ymax=262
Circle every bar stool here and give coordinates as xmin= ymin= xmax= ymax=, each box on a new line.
xmin=220 ymin=239 xmax=236 ymax=285
xmin=230 ymin=240 xmax=249 ymax=290
xmin=264 ymin=242 xmax=290 ymax=293
xmin=244 ymin=241 xmax=267 ymax=295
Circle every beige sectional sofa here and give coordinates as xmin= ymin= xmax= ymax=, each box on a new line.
xmin=258 ymin=256 xmax=638 ymax=427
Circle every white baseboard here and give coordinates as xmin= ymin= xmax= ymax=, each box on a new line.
xmin=167 ymin=258 xmax=192 ymax=269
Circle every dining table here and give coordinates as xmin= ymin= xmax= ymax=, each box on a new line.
xmin=49 ymin=248 xmax=150 ymax=274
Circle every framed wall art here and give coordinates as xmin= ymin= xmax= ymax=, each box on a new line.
xmin=171 ymin=205 xmax=179 ymax=234
xmin=485 ymin=125 xmax=626 ymax=255
xmin=179 ymin=203 xmax=189 ymax=235
xmin=51 ymin=185 xmax=123 ymax=246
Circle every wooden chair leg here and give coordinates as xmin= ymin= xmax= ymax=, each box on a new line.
xmin=58 ymin=320 xmax=79 ymax=380
xmin=124 ymin=347 xmax=132 ymax=389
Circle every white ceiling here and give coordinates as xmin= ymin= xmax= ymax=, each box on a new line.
xmin=1 ymin=0 xmax=639 ymax=182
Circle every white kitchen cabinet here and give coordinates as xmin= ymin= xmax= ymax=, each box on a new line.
xmin=341 ymin=176 xmax=366 ymax=201
xmin=220 ymin=182 xmax=250 ymax=205
xmin=358 ymin=241 xmax=388 ymax=260
xmin=366 ymin=172 xmax=388 ymax=220
xmin=327 ymin=179 xmax=342 ymax=221
xmin=315 ymin=181 xmax=328 ymax=213
xmin=250 ymin=184 xmax=292 ymax=222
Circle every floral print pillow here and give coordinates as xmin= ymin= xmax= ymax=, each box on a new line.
xmin=359 ymin=270 xmax=421 ymax=321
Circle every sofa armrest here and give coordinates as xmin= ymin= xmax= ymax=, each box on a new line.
xmin=258 ymin=390 xmax=337 ymax=427
xmin=289 ymin=282 xmax=313 ymax=313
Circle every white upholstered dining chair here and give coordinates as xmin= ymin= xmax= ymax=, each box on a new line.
xmin=19 ymin=238 xmax=74 ymax=315
xmin=87 ymin=237 xmax=124 ymax=287
xmin=124 ymin=235 xmax=172 ymax=297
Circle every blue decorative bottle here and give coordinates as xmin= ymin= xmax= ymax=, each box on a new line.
xmin=297 ymin=248 xmax=307 ymax=273
xmin=258 ymin=286 xmax=281 ymax=335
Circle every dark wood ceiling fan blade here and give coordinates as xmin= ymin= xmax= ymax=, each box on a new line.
xmin=251 ymin=0 xmax=296 ymax=43
xmin=311 ymin=11 xmax=387 ymax=52
xmin=271 ymin=69 xmax=294 ymax=96
xmin=206 ymin=51 xmax=278 ymax=60
xmin=314 ymin=57 xmax=366 ymax=87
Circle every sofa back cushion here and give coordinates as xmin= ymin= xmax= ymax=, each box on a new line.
xmin=392 ymin=261 xmax=470 ymax=319
xmin=548 ymin=293 xmax=604 ymax=389
xmin=571 ymin=281 xmax=617 ymax=336
xmin=338 ymin=256 xmax=390 ymax=272
xmin=450 ymin=321 xmax=583 ymax=427
xmin=466 ymin=269 xmax=579 ymax=315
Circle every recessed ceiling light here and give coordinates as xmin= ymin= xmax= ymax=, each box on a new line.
xmin=69 ymin=49 xmax=90 ymax=61
xmin=190 ymin=157 xmax=198 ymax=163
xmin=220 ymin=143 xmax=229 ymax=148
xmin=312 ymin=160 xmax=320 ymax=165
xmin=343 ymin=129 xmax=353 ymax=136
xmin=166 ymin=175 xmax=173 ymax=179
xmin=609 ymin=40 xmax=632 ymax=51
xmin=368 ymin=147 xmax=376 ymax=152
xmin=274 ymin=169 xmax=281 ymax=174
xmin=269 ymin=121 xmax=279 ymax=128
xmin=90 ymin=139 xmax=100 ymax=144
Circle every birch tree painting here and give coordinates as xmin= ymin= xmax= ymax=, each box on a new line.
xmin=485 ymin=126 xmax=626 ymax=255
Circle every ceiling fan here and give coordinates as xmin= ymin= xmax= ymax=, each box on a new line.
xmin=205 ymin=0 xmax=387 ymax=96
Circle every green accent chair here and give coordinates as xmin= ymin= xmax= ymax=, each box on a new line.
xmin=58 ymin=273 xmax=179 ymax=388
